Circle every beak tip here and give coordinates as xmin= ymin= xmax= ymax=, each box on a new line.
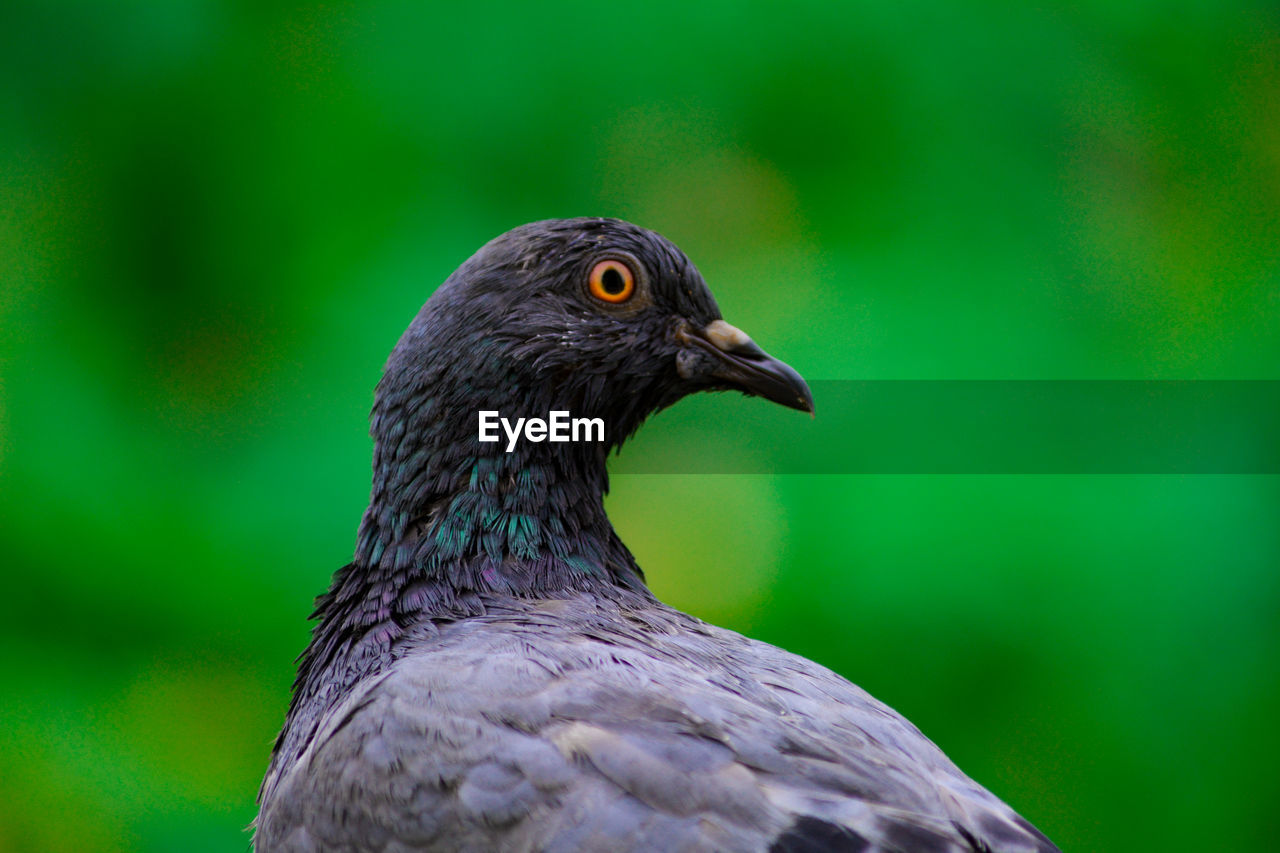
xmin=762 ymin=369 xmax=814 ymax=416
xmin=797 ymin=387 xmax=816 ymax=417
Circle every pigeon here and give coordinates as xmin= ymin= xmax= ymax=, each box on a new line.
xmin=255 ymin=218 xmax=1059 ymax=853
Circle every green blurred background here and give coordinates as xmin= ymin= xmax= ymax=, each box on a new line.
xmin=2 ymin=2 xmax=1278 ymax=850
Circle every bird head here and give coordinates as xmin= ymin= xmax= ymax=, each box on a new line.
xmin=357 ymin=218 xmax=811 ymax=580
xmin=377 ymin=217 xmax=811 ymax=454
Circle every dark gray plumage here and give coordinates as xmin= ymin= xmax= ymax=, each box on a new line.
xmin=256 ymin=218 xmax=1059 ymax=853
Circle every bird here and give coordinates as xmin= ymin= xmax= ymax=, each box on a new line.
xmin=255 ymin=217 xmax=1059 ymax=853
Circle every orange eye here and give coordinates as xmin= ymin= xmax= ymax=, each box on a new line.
xmin=588 ymin=259 xmax=635 ymax=303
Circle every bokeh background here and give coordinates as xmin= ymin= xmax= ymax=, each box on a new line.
xmin=3 ymin=2 xmax=1278 ymax=850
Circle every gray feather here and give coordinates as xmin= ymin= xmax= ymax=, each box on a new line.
xmin=255 ymin=220 xmax=1059 ymax=852
xmin=258 ymin=593 xmax=1055 ymax=852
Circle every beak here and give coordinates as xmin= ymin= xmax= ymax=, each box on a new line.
xmin=677 ymin=319 xmax=814 ymax=414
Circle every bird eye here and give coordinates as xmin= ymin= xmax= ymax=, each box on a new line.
xmin=588 ymin=259 xmax=635 ymax=304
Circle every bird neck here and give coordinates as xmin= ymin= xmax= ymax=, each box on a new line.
xmin=279 ymin=430 xmax=653 ymax=776
xmin=290 ymin=359 xmax=658 ymax=726
xmin=341 ymin=418 xmax=650 ymax=616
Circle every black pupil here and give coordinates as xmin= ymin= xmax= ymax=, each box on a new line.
xmin=601 ymin=266 xmax=626 ymax=295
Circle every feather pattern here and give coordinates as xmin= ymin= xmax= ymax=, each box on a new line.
xmin=256 ymin=219 xmax=1059 ymax=852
